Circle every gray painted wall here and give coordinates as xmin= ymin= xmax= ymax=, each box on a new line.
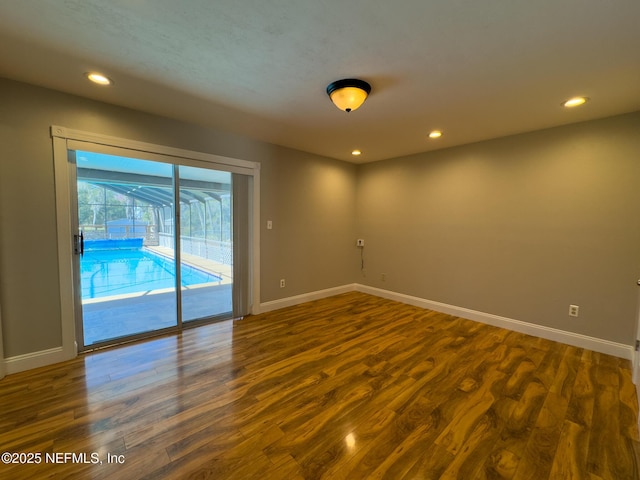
xmin=0 ymin=79 xmax=357 ymax=357
xmin=1 ymin=77 xmax=639 ymax=363
xmin=356 ymin=112 xmax=640 ymax=344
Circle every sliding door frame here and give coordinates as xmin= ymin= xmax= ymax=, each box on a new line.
xmin=52 ymin=125 xmax=261 ymax=359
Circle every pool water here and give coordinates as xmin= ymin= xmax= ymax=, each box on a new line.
xmin=81 ymin=248 xmax=221 ymax=299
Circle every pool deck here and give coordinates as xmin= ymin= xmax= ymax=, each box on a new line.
xmin=82 ymin=249 xmax=233 ymax=347
xmin=146 ymin=246 xmax=233 ymax=285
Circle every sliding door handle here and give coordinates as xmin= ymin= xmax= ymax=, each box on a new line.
xmin=74 ymin=232 xmax=85 ymax=256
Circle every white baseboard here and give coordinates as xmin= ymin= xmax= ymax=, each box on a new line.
xmin=259 ymin=283 xmax=632 ymax=360
xmin=4 ymin=347 xmax=71 ymax=375
xmin=356 ymin=284 xmax=634 ymax=360
xmin=4 ymin=283 xmax=633 ymax=376
xmin=258 ymin=284 xmax=357 ymax=314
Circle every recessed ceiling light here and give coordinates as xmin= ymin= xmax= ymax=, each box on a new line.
xmin=429 ymin=130 xmax=443 ymax=139
xmin=563 ymin=96 xmax=588 ymax=108
xmin=351 ymin=149 xmax=362 ymax=156
xmin=85 ymin=72 xmax=113 ymax=86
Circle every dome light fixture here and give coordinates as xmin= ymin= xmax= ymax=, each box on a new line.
xmin=351 ymin=149 xmax=362 ymax=156
xmin=326 ymin=78 xmax=371 ymax=112
xmin=429 ymin=130 xmax=443 ymax=139
xmin=85 ymin=72 xmax=113 ymax=86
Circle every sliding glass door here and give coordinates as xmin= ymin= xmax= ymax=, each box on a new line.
xmin=71 ymin=150 xmax=234 ymax=350
xmin=178 ymin=166 xmax=233 ymax=322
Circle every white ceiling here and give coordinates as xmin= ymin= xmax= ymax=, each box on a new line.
xmin=1 ymin=0 xmax=639 ymax=163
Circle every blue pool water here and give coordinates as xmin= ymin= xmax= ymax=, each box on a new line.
xmin=81 ymin=248 xmax=221 ymax=300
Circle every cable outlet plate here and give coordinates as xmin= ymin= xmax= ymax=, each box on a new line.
xmin=356 ymin=239 xmax=365 ymax=247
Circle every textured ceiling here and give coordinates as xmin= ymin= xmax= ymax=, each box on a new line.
xmin=0 ymin=0 xmax=639 ymax=163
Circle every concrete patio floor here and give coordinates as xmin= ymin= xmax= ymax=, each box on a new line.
xmin=82 ymin=283 xmax=232 ymax=346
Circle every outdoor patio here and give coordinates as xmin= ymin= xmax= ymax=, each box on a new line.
xmin=81 ymin=247 xmax=234 ymax=346
xmin=82 ymin=283 xmax=232 ymax=345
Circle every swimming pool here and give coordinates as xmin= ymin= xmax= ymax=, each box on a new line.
xmin=81 ymin=247 xmax=221 ymax=300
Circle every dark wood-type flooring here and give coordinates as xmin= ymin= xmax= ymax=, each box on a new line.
xmin=1 ymin=292 xmax=639 ymax=479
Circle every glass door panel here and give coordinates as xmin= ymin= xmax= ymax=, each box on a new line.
xmin=178 ymin=166 xmax=233 ymax=322
xmin=75 ymin=151 xmax=177 ymax=348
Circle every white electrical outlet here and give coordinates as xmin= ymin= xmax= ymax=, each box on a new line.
xmin=267 ymin=220 xmax=273 ymax=230
xmin=280 ymin=279 xmax=286 ymax=288
xmin=569 ymin=304 xmax=579 ymax=317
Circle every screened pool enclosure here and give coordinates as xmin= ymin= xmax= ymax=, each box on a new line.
xmin=74 ymin=150 xmax=236 ymax=347
xmin=77 ymin=169 xmax=232 ymax=265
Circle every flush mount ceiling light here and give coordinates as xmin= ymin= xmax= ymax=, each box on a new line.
xmin=85 ymin=72 xmax=113 ymax=86
xmin=351 ymin=149 xmax=362 ymax=156
xmin=429 ymin=130 xmax=443 ymax=139
xmin=326 ymin=78 xmax=371 ymax=112
xmin=563 ymin=96 xmax=589 ymax=108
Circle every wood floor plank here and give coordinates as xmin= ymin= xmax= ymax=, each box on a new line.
xmin=620 ymin=365 xmax=640 ymax=442
xmin=514 ymin=390 xmax=570 ymax=480
xmin=0 ymin=292 xmax=638 ymax=479
xmin=548 ymin=419 xmax=590 ymax=480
